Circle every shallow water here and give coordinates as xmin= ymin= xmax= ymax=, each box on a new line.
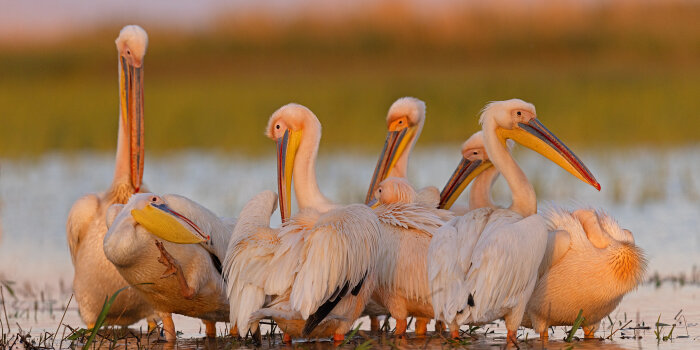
xmin=0 ymin=147 xmax=699 ymax=348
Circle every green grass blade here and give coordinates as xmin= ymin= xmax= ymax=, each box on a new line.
xmin=566 ymin=309 xmax=585 ymax=343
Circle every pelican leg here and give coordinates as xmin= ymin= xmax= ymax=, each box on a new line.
xmin=155 ymin=240 xmax=195 ymax=299
xmin=539 ymin=330 xmax=549 ymax=342
xmin=415 ymin=318 xmax=428 ymax=336
xmin=147 ymin=316 xmax=158 ymax=333
xmin=370 ymin=316 xmax=380 ymax=332
xmin=159 ymin=312 xmax=176 ymax=342
xmin=395 ymin=319 xmax=407 ymax=336
xmin=203 ymin=320 xmax=216 ymax=338
xmin=229 ymin=324 xmax=239 ymax=338
xmin=283 ymin=333 xmax=292 ymax=344
xmin=583 ymin=325 xmax=597 ymax=339
xmin=333 ymin=333 xmax=345 ymax=345
xmin=506 ymin=329 xmax=519 ymax=347
xmin=435 ymin=320 xmax=446 ymax=333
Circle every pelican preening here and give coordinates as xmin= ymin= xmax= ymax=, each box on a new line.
xmin=64 ymin=30 xmax=641 ymax=344
xmin=66 ymin=25 xmax=154 ymax=329
xmin=103 ymin=193 xmax=233 ymax=341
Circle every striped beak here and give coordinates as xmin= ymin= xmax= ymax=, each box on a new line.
xmin=438 ymin=159 xmax=493 ymax=210
xmin=497 ymin=119 xmax=600 ymax=191
xmin=365 ymin=125 xmax=418 ymax=205
xmin=131 ymin=203 xmax=209 ymax=244
xmin=276 ymin=129 xmax=303 ymax=223
xmin=119 ymin=55 xmax=145 ymax=192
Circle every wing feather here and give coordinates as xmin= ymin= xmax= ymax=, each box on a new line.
xmin=289 ymin=204 xmax=380 ymax=320
xmin=457 ymin=213 xmax=548 ymax=325
xmin=66 ymin=194 xmax=100 ymax=263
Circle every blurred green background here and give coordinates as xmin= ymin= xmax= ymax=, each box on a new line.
xmin=1 ymin=0 xmax=698 ymax=157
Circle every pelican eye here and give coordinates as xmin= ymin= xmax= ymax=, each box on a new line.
xmin=126 ymin=49 xmax=131 ymax=56
xmin=517 ymin=111 xmax=521 ymax=116
xmin=378 ymin=189 xmax=382 ymax=193
xmin=151 ymin=196 xmax=157 ymax=202
xmin=276 ymin=124 xmax=280 ymax=129
xmin=473 ymin=151 xmax=478 ymax=155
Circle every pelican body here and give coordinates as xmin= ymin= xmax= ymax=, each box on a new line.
xmin=66 ymin=25 xmax=152 ymax=327
xmin=428 ymin=99 xmax=600 ymax=344
xmin=104 ymin=193 xmax=233 ymax=340
xmin=224 ymin=104 xmax=381 ymax=343
xmin=365 ymin=97 xmax=453 ymax=336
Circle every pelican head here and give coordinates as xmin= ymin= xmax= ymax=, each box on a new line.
xmin=116 ymin=25 xmax=148 ymax=192
xmin=481 ymin=99 xmax=600 ymax=191
xmin=365 ymin=97 xmax=425 ymax=204
xmin=266 ymin=103 xmax=321 ymax=222
xmin=369 ymin=177 xmax=416 ymax=208
xmin=438 ymin=131 xmax=494 ymax=209
xmin=104 ymin=193 xmax=208 ymax=266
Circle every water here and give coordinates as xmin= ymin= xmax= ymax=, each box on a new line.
xmin=0 ymin=146 xmax=699 ymax=348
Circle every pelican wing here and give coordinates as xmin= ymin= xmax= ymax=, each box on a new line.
xmin=66 ymin=194 xmax=100 ymax=263
xmin=428 ymin=207 xmax=492 ymax=323
xmin=223 ymin=191 xmax=279 ymax=336
xmin=289 ymin=204 xmax=380 ymax=327
xmin=458 ymin=212 xmax=548 ymax=324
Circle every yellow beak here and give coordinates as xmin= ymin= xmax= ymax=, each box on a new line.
xmin=365 ymin=125 xmax=418 ymax=204
xmin=119 ymin=56 xmax=145 ymax=192
xmin=131 ymin=203 xmax=208 ymax=244
xmin=276 ymin=129 xmax=303 ymax=223
xmin=438 ymin=159 xmax=494 ymax=210
xmin=497 ymin=119 xmax=600 ymax=191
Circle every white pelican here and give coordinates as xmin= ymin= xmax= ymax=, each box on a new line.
xmin=103 ymin=193 xmax=235 ymax=341
xmin=224 ymin=104 xmax=381 ymax=343
xmin=428 ymin=99 xmax=600 ymax=345
xmin=437 ymin=132 xmax=646 ymax=340
xmin=368 ymin=177 xmax=451 ymax=337
xmin=66 ymin=25 xmax=155 ymax=329
xmin=363 ymin=97 xmax=451 ymax=336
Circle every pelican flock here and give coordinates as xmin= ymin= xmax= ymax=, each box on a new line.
xmin=64 ymin=24 xmax=646 ymax=346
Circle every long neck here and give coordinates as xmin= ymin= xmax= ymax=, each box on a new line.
xmin=468 ymin=166 xmax=499 ymax=210
xmin=294 ymin=122 xmax=335 ymax=212
xmin=113 ymin=116 xmax=131 ymax=187
xmin=482 ymin=118 xmax=536 ymax=216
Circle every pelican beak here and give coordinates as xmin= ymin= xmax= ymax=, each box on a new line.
xmin=277 ymin=129 xmax=303 ymax=223
xmin=365 ymin=125 xmax=418 ymax=204
xmin=119 ymin=56 xmax=145 ymax=192
xmin=131 ymin=203 xmax=209 ymax=244
xmin=438 ymin=159 xmax=493 ymax=209
xmin=367 ymin=198 xmax=379 ymax=209
xmin=497 ymin=119 xmax=600 ymax=190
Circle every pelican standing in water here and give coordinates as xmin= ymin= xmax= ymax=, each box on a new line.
xmin=364 ymin=97 xmax=451 ymax=336
xmin=103 ymin=193 xmax=236 ymax=341
xmin=224 ymin=104 xmax=381 ymax=343
xmin=66 ymin=25 xmax=156 ymax=329
xmin=428 ymin=99 xmax=600 ymax=345
xmin=437 ymin=132 xmax=646 ymax=340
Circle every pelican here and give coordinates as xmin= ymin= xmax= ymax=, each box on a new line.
xmin=66 ymin=25 xmax=155 ymax=329
xmin=427 ymin=99 xmax=600 ymax=345
xmin=224 ymin=104 xmax=381 ymax=343
xmin=364 ymin=97 xmax=452 ymax=336
xmin=437 ymin=132 xmax=646 ymax=340
xmin=103 ymin=193 xmax=235 ymax=341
